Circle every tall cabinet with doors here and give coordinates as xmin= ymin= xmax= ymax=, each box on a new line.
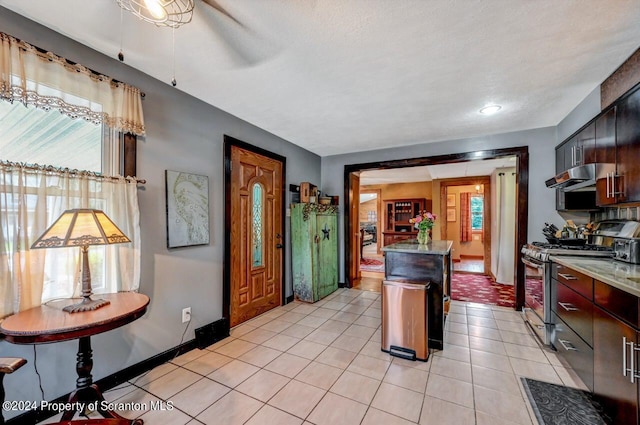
xmin=291 ymin=203 xmax=339 ymax=303
xmin=382 ymin=198 xmax=429 ymax=246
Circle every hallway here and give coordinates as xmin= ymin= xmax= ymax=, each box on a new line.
xmin=454 ymin=258 xmax=485 ymax=274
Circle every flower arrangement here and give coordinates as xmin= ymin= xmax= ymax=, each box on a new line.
xmin=409 ymin=210 xmax=437 ymax=231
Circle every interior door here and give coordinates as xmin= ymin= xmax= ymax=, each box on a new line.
xmin=230 ymin=145 xmax=283 ymax=327
xmin=349 ymin=172 xmax=361 ymax=285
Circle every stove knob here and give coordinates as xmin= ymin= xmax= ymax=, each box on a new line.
xmin=620 ymin=253 xmax=628 ymax=260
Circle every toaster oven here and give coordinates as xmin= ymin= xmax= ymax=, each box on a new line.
xmin=613 ymin=238 xmax=640 ymax=264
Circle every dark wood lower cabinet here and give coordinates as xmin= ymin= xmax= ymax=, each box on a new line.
xmin=552 ymin=312 xmax=594 ymax=391
xmin=593 ymin=305 xmax=639 ymax=425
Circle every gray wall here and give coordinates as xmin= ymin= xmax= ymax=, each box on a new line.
xmin=321 ymin=127 xmax=561 ymax=283
xmin=557 ymin=87 xmax=601 ymax=142
xmin=0 ymin=8 xmax=320 ymax=419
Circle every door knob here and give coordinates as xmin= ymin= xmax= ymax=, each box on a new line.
xmin=276 ymin=243 xmax=284 ymax=249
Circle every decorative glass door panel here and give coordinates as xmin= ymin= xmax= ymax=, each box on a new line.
xmin=252 ymin=183 xmax=264 ymax=268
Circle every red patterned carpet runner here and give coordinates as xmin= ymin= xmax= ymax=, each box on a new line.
xmin=360 ymin=257 xmax=385 ymax=273
xmin=451 ymin=273 xmax=515 ymax=308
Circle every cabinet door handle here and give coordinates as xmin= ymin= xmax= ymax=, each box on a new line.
xmin=613 ymin=173 xmax=625 ymax=197
xmin=623 ymin=336 xmax=629 ymax=379
xmin=557 ymin=273 xmax=577 ymax=281
xmin=558 ymin=302 xmax=578 ymax=312
xmin=571 ymin=146 xmax=575 ymax=166
xmin=623 ymin=336 xmax=636 ymax=383
xmin=558 ymin=339 xmax=577 ymax=351
xmin=631 ymin=338 xmax=635 ymax=384
xmin=606 ymin=172 xmax=611 ymax=198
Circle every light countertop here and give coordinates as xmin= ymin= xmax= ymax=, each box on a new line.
xmin=382 ymin=240 xmax=453 ymax=255
xmin=550 ymin=256 xmax=640 ymax=298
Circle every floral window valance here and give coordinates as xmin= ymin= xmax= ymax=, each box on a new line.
xmin=0 ymin=32 xmax=145 ymax=136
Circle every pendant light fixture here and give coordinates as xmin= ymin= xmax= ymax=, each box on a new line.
xmin=116 ymin=0 xmax=194 ymax=86
xmin=116 ymin=0 xmax=194 ymax=28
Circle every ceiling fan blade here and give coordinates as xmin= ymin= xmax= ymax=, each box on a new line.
xmin=198 ymin=0 xmax=280 ymax=66
xmin=201 ymin=0 xmax=244 ymax=28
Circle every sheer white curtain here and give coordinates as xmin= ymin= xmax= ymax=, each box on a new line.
xmin=0 ymin=163 xmax=140 ymax=318
xmin=494 ymin=172 xmax=516 ymax=285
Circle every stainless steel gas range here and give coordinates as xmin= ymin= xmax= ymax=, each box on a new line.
xmin=521 ymin=242 xmax=612 ymax=345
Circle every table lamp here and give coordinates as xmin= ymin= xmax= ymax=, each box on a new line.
xmin=30 ymin=209 xmax=131 ymax=313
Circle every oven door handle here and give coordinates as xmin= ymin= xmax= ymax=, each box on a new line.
xmin=558 ymin=302 xmax=578 ymax=312
xmin=522 ymin=257 xmax=544 ymax=270
xmin=558 ymin=339 xmax=577 ymax=352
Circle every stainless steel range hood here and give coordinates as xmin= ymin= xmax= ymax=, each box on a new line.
xmin=545 ymin=163 xmax=596 ymax=191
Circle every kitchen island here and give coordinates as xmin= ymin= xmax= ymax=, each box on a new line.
xmin=382 ymin=240 xmax=453 ymax=350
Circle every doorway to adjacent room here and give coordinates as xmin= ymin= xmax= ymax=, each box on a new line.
xmin=344 ymin=146 xmax=528 ymax=310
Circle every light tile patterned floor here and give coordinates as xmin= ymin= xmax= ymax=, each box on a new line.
xmin=38 ymin=288 xmax=588 ymax=425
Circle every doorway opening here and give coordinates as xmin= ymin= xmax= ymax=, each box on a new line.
xmin=359 ymin=190 xmax=383 ymax=263
xmin=439 ymin=177 xmax=491 ymax=275
xmin=344 ymin=147 xmax=528 ymax=310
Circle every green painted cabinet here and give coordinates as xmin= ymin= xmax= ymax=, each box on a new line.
xmin=291 ymin=203 xmax=339 ymax=302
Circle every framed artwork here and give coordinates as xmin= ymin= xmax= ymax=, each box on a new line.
xmin=165 ymin=170 xmax=210 ymax=248
xmin=447 ymin=208 xmax=456 ymax=222
xmin=446 ymin=194 xmax=456 ymax=207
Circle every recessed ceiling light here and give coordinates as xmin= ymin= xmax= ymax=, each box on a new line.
xmin=479 ymin=105 xmax=502 ymax=115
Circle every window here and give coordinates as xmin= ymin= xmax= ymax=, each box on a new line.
xmin=0 ymin=100 xmax=113 ymax=299
xmin=471 ymin=195 xmax=483 ymax=230
xmin=0 ymin=100 xmax=104 ymax=172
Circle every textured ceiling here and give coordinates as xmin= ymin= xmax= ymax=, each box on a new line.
xmin=2 ymin=0 xmax=640 ymax=156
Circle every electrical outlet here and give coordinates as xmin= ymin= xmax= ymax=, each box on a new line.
xmin=182 ymin=307 xmax=191 ymax=323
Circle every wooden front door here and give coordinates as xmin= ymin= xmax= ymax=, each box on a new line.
xmin=230 ymin=144 xmax=283 ymax=327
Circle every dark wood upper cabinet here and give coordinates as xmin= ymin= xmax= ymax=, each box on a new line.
xmin=557 ymin=136 xmax=578 ymax=173
xmin=595 ymin=106 xmax=617 ymax=206
xmin=578 ymin=121 xmax=596 ymax=165
xmin=555 ymin=123 xmax=595 ymax=175
xmin=615 ymin=86 xmax=640 ymax=203
xmin=555 ymin=144 xmax=565 ymax=175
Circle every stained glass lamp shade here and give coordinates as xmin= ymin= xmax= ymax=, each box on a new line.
xmin=31 ymin=209 xmax=130 ymax=313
